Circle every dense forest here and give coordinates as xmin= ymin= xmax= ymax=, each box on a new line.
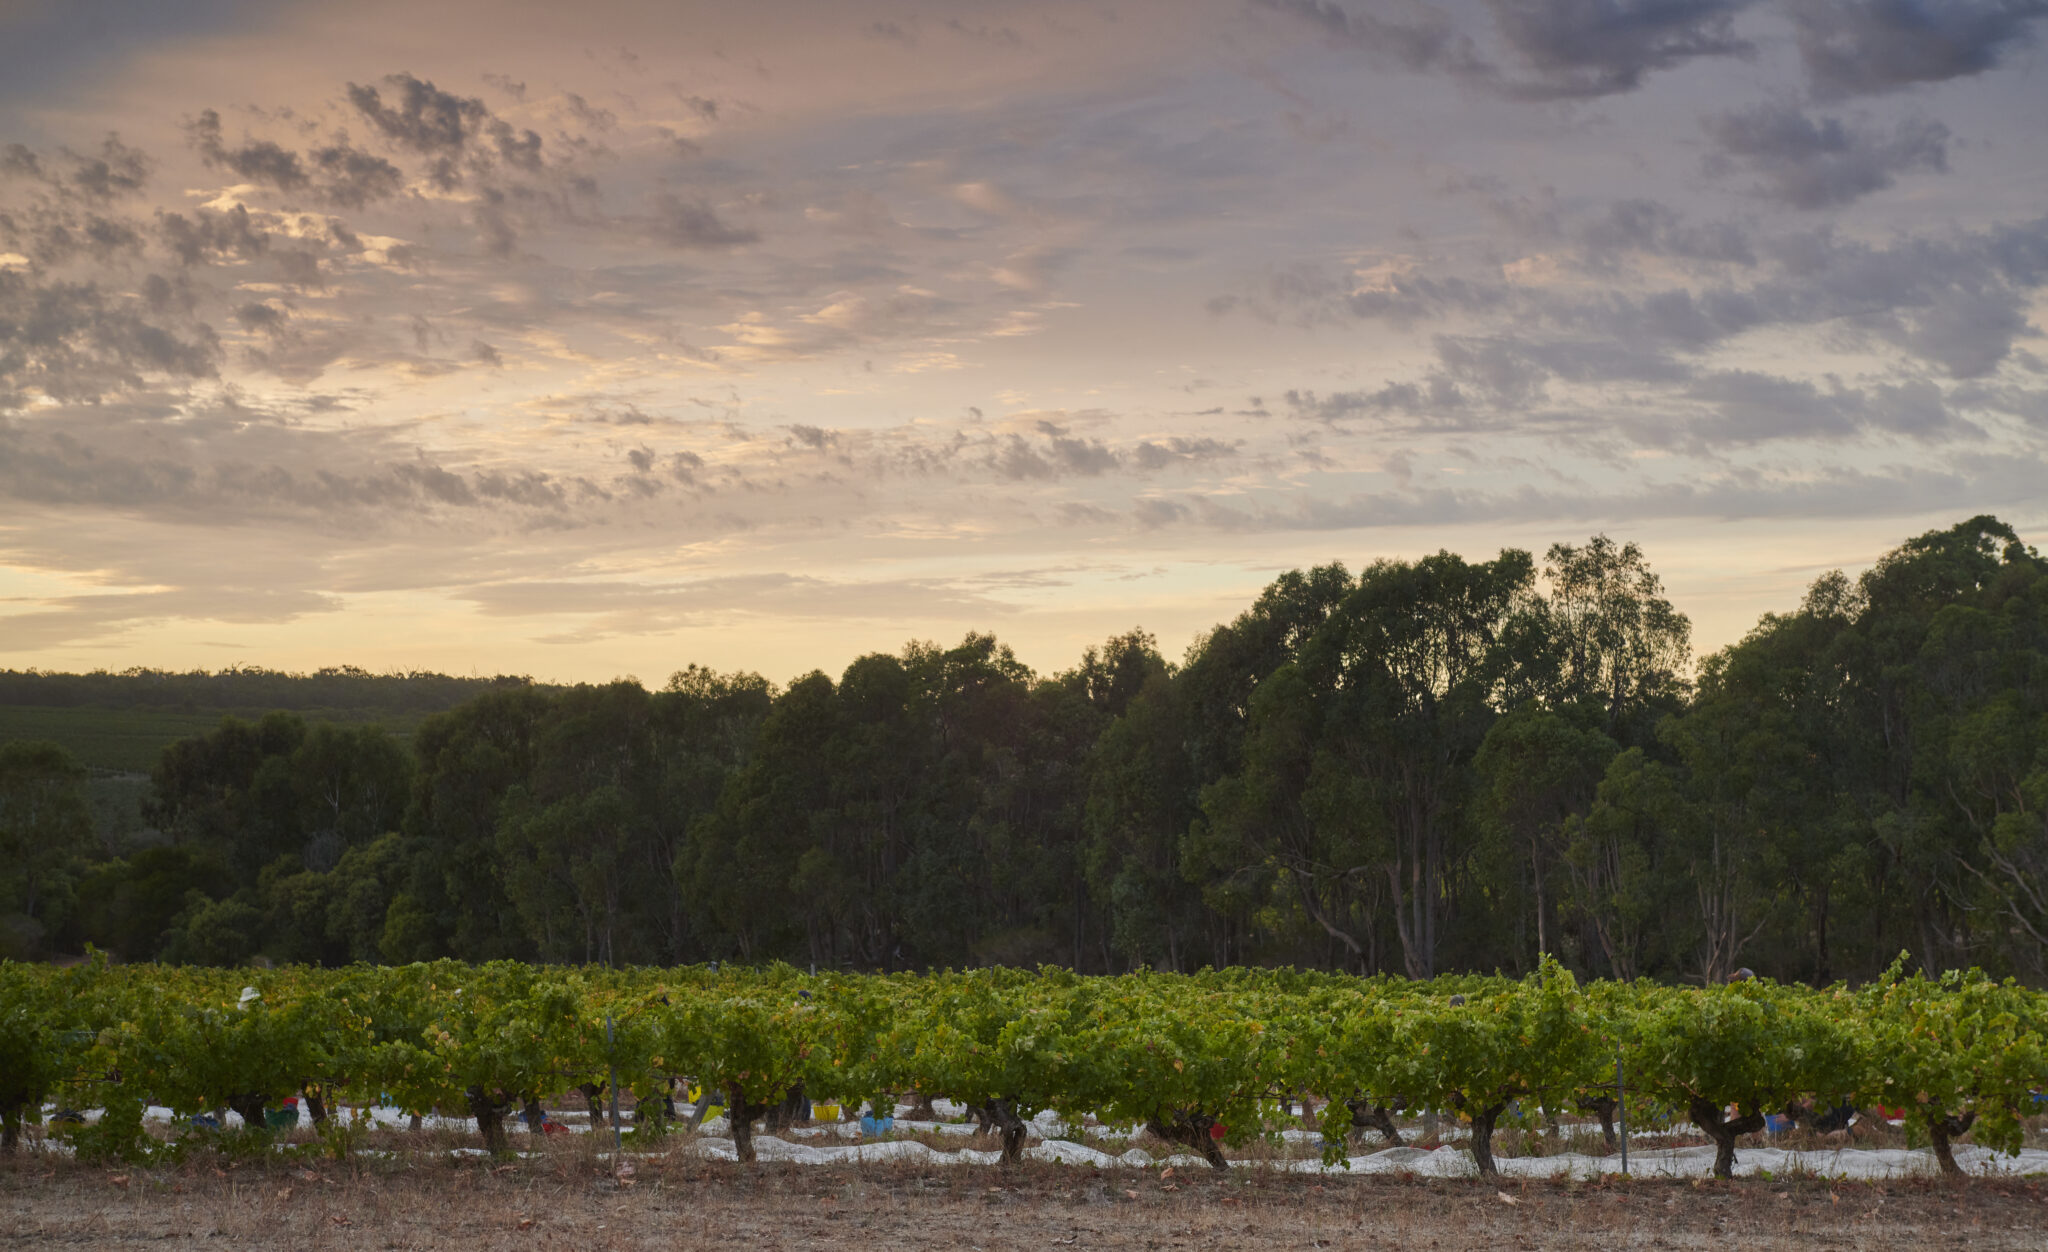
xmin=2 ymin=515 xmax=2044 ymax=986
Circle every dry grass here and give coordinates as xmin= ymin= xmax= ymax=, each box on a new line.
xmin=5 ymin=1134 xmax=2046 ymax=1251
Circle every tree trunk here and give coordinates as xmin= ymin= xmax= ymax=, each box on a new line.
xmin=1929 ymin=1111 xmax=1975 ymax=1178
xmin=522 ymin=1096 xmax=546 ymax=1135
xmin=763 ymin=1084 xmax=805 ymax=1132
xmin=1580 ymin=1096 xmax=1618 ymax=1151
xmin=986 ymin=1098 xmax=1029 ymax=1165
xmin=725 ymin=1085 xmax=773 ymax=1163
xmin=1146 ymin=1110 xmax=1228 ymax=1170
xmin=408 ymin=1112 xmax=423 ymax=1133
xmin=907 ymin=1092 xmax=937 ymax=1121
xmin=633 ymin=1092 xmax=673 ymax=1138
xmin=1346 ymin=1099 xmax=1403 ymax=1146
xmin=1689 ymin=1099 xmax=1764 ymax=1179
xmin=467 ymin=1086 xmax=511 ymax=1156
xmin=227 ymin=1093 xmax=268 ymax=1131
xmin=580 ymin=1082 xmax=607 ymax=1128
xmin=302 ymin=1087 xmax=328 ymax=1127
xmin=1468 ymin=1103 xmax=1507 ymax=1178
xmin=2 ymin=1102 xmax=21 ymax=1152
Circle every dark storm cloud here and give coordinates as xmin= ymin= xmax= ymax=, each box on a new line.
xmin=1704 ymin=103 xmax=1948 ymax=208
xmin=1787 ymin=0 xmax=2048 ymax=99
xmin=1256 ymin=0 xmax=1757 ymax=98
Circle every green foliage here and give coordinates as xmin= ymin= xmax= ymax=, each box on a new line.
xmin=4 ymin=959 xmax=2041 ymax=1176
xmin=10 ymin=514 xmax=2048 ymax=984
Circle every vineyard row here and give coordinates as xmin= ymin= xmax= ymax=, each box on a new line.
xmin=3 ymin=958 xmax=2043 ymax=1179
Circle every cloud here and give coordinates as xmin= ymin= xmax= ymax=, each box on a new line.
xmin=647 ymin=192 xmax=758 ymax=249
xmin=456 ymin=572 xmax=1017 ymax=641
xmin=1482 ymin=0 xmax=1757 ymax=99
xmin=1704 ymin=103 xmax=1948 ymax=208
xmin=1787 ymin=0 xmax=2048 ymax=99
xmin=1577 ymin=199 xmax=1756 ymax=265
xmin=0 ymin=399 xmax=587 ymax=522
xmin=346 ymin=72 xmax=491 ymax=156
xmin=189 ymin=109 xmax=308 ymax=193
xmin=1253 ymin=0 xmax=1492 ymax=76
xmin=0 ymin=585 xmax=343 ymax=652
xmin=1247 ymin=213 xmax=2048 ymax=380
xmin=307 ymin=142 xmax=406 ymax=208
xmin=0 ymin=270 xmax=219 ymax=406
xmin=1678 ymin=370 xmax=1974 ymax=444
xmin=1257 ymin=0 xmax=1757 ymax=97
xmin=64 ymin=134 xmax=151 ymax=200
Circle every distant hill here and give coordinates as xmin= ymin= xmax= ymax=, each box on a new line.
xmin=0 ymin=666 xmax=552 ymax=718
xmin=0 ymin=667 xmax=563 ymax=849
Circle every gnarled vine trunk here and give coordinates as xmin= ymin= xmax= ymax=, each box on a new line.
xmin=579 ymin=1082 xmax=607 ymax=1128
xmin=1465 ymin=1102 xmax=1508 ymax=1177
xmin=301 ymin=1087 xmax=328 ymax=1127
xmin=725 ymin=1084 xmax=774 ymax=1163
xmin=227 ymin=1093 xmax=268 ymax=1131
xmin=1688 ymin=1099 xmax=1764 ymax=1179
xmin=1928 ymin=1110 xmax=1976 ymax=1177
xmin=984 ymin=1098 xmax=1030 ymax=1165
xmin=1578 ymin=1095 xmax=1618 ymax=1150
xmin=762 ymin=1083 xmax=806 ymax=1132
xmin=1146 ymin=1110 xmax=1228 ymax=1170
xmin=466 ymin=1086 xmax=512 ymax=1155
xmin=1346 ymin=1099 xmax=1403 ymax=1146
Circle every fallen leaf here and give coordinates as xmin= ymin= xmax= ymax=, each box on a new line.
xmin=108 ymin=1175 xmax=130 ymax=1188
xmin=1497 ymin=1191 xmax=1519 ymax=1206
xmin=1160 ymin=1167 xmax=1175 ymax=1181
xmin=276 ymin=1187 xmax=293 ymax=1202
xmin=517 ymin=1218 xmax=534 ymax=1230
xmin=328 ymin=1214 xmax=351 ymax=1227
xmin=1123 ymin=1189 xmax=1139 ymax=1199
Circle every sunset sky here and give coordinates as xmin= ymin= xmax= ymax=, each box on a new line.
xmin=3 ymin=0 xmax=2045 ymax=685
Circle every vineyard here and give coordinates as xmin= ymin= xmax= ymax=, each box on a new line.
xmin=5 ymin=957 xmax=2044 ymax=1182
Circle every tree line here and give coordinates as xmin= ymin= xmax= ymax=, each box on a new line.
xmin=2 ymin=514 xmax=2043 ymax=985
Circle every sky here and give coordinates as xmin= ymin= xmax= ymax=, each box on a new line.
xmin=1 ymin=0 xmax=2045 ymax=686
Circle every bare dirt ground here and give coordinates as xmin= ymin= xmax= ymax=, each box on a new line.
xmin=6 ymin=1147 xmax=2046 ymax=1251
